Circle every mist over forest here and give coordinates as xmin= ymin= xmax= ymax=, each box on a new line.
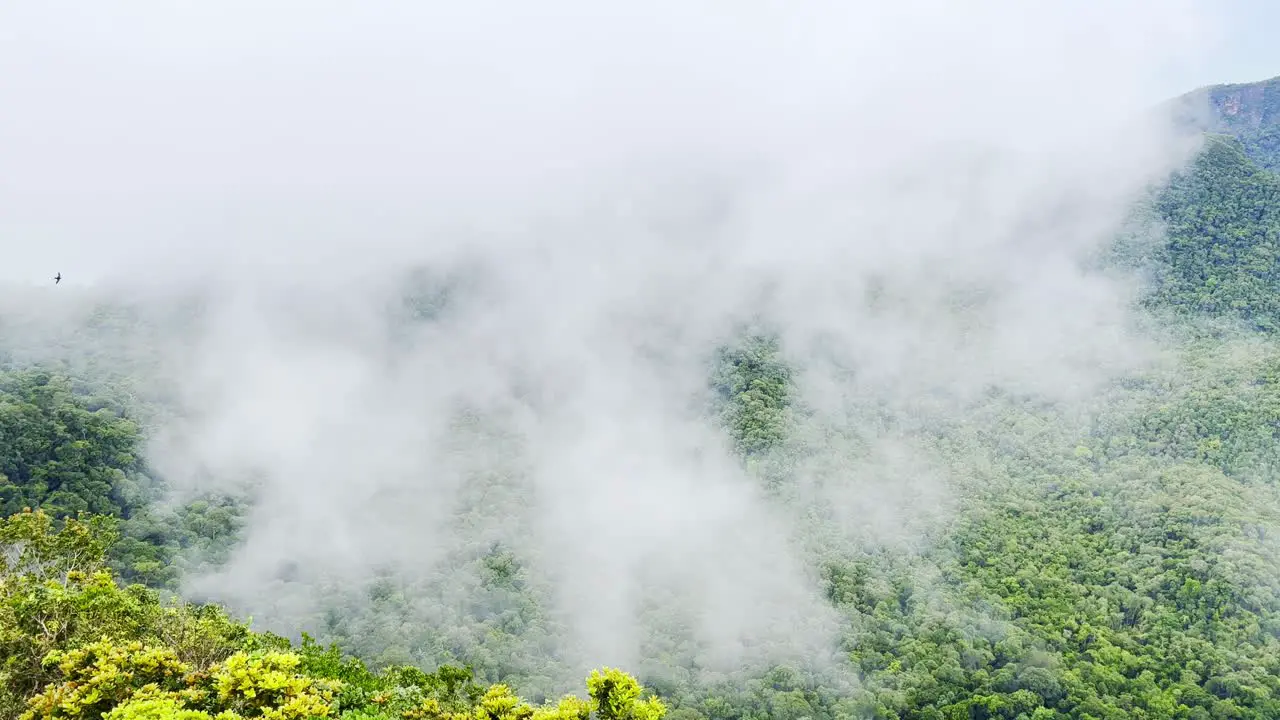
xmin=5 ymin=2 xmax=1280 ymax=719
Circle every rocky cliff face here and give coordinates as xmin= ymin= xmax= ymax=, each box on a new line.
xmin=1173 ymin=75 xmax=1280 ymax=171
xmin=1210 ymin=77 xmax=1280 ymax=128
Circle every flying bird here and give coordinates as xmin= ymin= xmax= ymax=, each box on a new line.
xmin=54 ymin=272 xmax=61 ymax=284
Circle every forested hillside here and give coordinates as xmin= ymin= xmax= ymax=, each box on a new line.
xmin=1145 ymin=134 xmax=1280 ymax=332
xmin=9 ymin=97 xmax=1280 ymax=719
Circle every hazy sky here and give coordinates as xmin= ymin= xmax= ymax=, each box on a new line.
xmin=0 ymin=1 xmax=1275 ymax=289
xmin=1182 ymin=0 xmax=1280 ymax=93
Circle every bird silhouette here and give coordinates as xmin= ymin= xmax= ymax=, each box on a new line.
xmin=54 ymin=272 xmax=61 ymax=284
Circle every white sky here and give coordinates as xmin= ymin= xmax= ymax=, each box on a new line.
xmin=0 ymin=1 xmax=1275 ymax=288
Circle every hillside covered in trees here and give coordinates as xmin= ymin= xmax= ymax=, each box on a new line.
xmin=9 ymin=76 xmax=1280 ymax=719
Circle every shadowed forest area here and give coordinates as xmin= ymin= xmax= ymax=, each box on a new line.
xmin=7 ymin=72 xmax=1280 ymax=720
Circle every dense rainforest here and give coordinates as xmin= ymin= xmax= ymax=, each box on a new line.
xmin=7 ymin=77 xmax=1280 ymax=720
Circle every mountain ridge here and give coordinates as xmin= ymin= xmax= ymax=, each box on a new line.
xmin=1172 ymin=74 xmax=1280 ymax=171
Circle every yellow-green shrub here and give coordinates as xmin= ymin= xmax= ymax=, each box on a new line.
xmin=208 ymin=651 xmax=339 ymax=719
xmin=21 ymin=637 xmax=339 ymax=720
xmin=21 ymin=638 xmax=193 ymax=720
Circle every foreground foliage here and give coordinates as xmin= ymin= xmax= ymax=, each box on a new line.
xmin=0 ymin=509 xmax=664 ymax=720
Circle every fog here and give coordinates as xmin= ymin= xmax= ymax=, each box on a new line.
xmin=0 ymin=0 xmax=1227 ymax=696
